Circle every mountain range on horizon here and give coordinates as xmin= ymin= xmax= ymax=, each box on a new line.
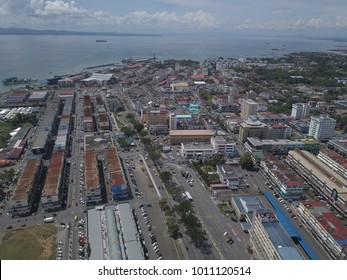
xmin=0 ymin=27 xmax=160 ymax=37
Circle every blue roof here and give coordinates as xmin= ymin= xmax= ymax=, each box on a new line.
xmin=264 ymin=192 xmax=320 ymax=260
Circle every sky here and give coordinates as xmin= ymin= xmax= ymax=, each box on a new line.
xmin=0 ymin=0 xmax=347 ymax=36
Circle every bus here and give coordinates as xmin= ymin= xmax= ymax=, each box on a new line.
xmin=185 ymin=191 xmax=193 ymax=201
xmin=43 ymin=217 xmax=54 ymax=223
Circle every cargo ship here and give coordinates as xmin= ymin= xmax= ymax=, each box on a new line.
xmin=96 ymin=40 xmax=107 ymax=42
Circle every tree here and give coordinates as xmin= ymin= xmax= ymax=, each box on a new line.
xmin=240 ymin=153 xmax=254 ymax=171
xmin=141 ymin=137 xmax=152 ymax=146
xmin=166 ymin=216 xmax=179 ymax=239
xmin=120 ymin=126 xmax=135 ymax=137
xmin=133 ymin=122 xmax=144 ymax=133
xmin=159 ymin=171 xmax=172 ymax=184
xmin=125 ymin=113 xmax=135 ymax=121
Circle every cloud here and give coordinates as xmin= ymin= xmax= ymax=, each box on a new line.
xmin=0 ymin=0 xmax=218 ymax=31
xmin=116 ymin=10 xmax=219 ymax=29
xmin=234 ymin=16 xmax=347 ymax=31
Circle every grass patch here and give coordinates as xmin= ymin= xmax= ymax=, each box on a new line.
xmin=0 ymin=224 xmax=57 ymax=260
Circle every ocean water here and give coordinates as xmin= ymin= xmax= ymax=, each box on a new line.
xmin=0 ymin=34 xmax=346 ymax=93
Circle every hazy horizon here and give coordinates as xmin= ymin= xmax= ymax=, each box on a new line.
xmin=1 ymin=1 xmax=347 ymax=37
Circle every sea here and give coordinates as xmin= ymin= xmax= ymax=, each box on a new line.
xmin=0 ymin=34 xmax=346 ymax=93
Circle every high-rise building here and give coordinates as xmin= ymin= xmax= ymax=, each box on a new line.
xmin=291 ymin=103 xmax=310 ymax=120
xmin=241 ymin=99 xmax=258 ymax=120
xmin=169 ymin=113 xmax=177 ymax=130
xmin=308 ymin=115 xmax=336 ymax=141
xmin=238 ymin=121 xmax=268 ymax=143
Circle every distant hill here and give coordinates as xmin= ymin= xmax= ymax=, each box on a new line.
xmin=0 ymin=27 xmax=160 ymax=37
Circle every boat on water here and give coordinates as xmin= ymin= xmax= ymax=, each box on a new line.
xmin=96 ymin=40 xmax=107 ymax=42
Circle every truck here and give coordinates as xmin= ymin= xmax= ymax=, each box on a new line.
xmin=43 ymin=217 xmax=54 ymax=223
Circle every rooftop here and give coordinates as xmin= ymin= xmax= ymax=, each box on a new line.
xmin=169 ymin=129 xmax=214 ymax=136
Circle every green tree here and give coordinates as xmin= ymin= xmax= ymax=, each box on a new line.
xmin=133 ymin=122 xmax=144 ymax=133
xmin=141 ymin=137 xmax=152 ymax=146
xmin=125 ymin=113 xmax=135 ymax=121
xmin=160 ymin=171 xmax=172 ymax=184
xmin=240 ymin=153 xmax=254 ymax=171
xmin=120 ymin=126 xmax=135 ymax=137
xmin=166 ymin=216 xmax=179 ymax=239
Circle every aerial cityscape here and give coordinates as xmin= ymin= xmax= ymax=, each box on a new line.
xmin=1 ymin=0 xmax=347 ymax=262
xmin=1 ymin=50 xmax=347 ymax=261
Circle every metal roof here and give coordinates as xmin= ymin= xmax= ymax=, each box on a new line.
xmin=87 ymin=209 xmax=104 ymax=260
xmin=43 ymin=151 xmax=64 ymax=197
xmin=264 ymin=192 xmax=320 ymax=260
xmin=85 ymin=149 xmax=100 ymax=190
xmin=12 ymin=159 xmax=41 ymax=201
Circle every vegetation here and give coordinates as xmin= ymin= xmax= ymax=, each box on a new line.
xmin=159 ymin=171 xmax=172 ymax=184
xmin=0 ymin=224 xmax=57 ymax=260
xmin=174 ymin=200 xmax=206 ymax=245
xmin=190 ymin=157 xmax=224 ymax=186
xmin=0 ymin=113 xmax=38 ymax=148
xmin=0 ymin=168 xmax=16 ymax=196
xmin=239 ymin=153 xmax=254 ymax=171
xmin=178 ymin=59 xmax=200 ymax=67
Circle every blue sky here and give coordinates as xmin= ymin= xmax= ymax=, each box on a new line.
xmin=1 ymin=0 xmax=347 ymax=36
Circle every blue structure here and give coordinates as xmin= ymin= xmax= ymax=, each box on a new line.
xmin=264 ymin=192 xmax=320 ymax=260
xmin=112 ymin=185 xmax=130 ymax=200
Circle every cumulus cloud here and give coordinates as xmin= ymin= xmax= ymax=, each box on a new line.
xmin=235 ymin=16 xmax=347 ymax=31
xmin=0 ymin=0 xmax=218 ymax=31
xmin=116 ymin=10 xmax=219 ymax=29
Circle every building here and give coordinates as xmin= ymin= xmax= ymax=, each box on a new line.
xmin=244 ymin=137 xmax=320 ymax=155
xmin=249 ymin=209 xmax=304 ymax=260
xmin=6 ymin=89 xmax=29 ymax=103
xmin=85 ymin=149 xmax=102 ymax=205
xmin=318 ymin=147 xmax=347 ymax=179
xmin=308 ymin=115 xmax=336 ymax=141
xmin=169 ymin=113 xmax=177 ymax=130
xmin=249 ymin=113 xmax=291 ymax=126
xmin=260 ymin=152 xmax=303 ymax=200
xmin=287 ymin=149 xmax=347 ymax=216
xmin=231 ymin=196 xmax=266 ymax=222
xmin=170 ymin=82 xmax=189 ymax=92
xmin=107 ymin=147 xmax=129 ymax=200
xmin=211 ymin=136 xmax=238 ymax=157
xmin=41 ymin=151 xmax=65 ymax=212
xmin=240 ymin=99 xmax=258 ymax=121
xmin=80 ymin=73 xmax=116 ymax=86
xmin=169 ymin=114 xmax=193 ymax=131
xmin=291 ymin=103 xmax=310 ymax=120
xmin=296 ymin=201 xmax=347 ymax=260
xmin=9 ymin=159 xmax=43 ymax=216
xmin=142 ymin=108 xmax=168 ymax=134
xmin=328 ymin=140 xmax=347 ymax=157
xmin=216 ymin=164 xmax=248 ymax=190
xmin=169 ymin=129 xmax=214 ymax=145
xmin=266 ymin=124 xmax=292 ymax=140
xmin=28 ymin=90 xmax=48 ymax=103
xmin=238 ymin=121 xmax=268 ymax=143
xmin=87 ymin=203 xmax=144 ymax=260
xmin=180 ymin=143 xmax=214 ymax=158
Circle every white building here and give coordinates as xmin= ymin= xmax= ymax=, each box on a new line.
xmin=308 ymin=115 xmax=336 ymax=141
xmin=240 ymin=99 xmax=258 ymax=121
xmin=211 ymin=136 xmax=238 ymax=157
xmin=180 ymin=143 xmax=214 ymax=158
xmin=291 ymin=103 xmax=310 ymax=120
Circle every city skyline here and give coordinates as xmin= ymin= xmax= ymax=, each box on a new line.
xmin=0 ymin=0 xmax=347 ymax=37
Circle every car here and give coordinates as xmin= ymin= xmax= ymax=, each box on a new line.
xmin=58 ymin=241 xmax=64 ymax=245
